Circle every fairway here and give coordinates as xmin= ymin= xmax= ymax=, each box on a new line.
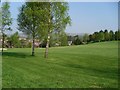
xmin=2 ymin=41 xmax=118 ymax=88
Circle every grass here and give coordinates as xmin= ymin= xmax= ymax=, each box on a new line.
xmin=2 ymin=41 xmax=118 ymax=88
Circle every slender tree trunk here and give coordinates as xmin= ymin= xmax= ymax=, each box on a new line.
xmin=44 ymin=33 xmax=50 ymax=58
xmin=44 ymin=3 xmax=52 ymax=58
xmin=32 ymin=37 xmax=35 ymax=56
xmin=2 ymin=34 xmax=4 ymax=53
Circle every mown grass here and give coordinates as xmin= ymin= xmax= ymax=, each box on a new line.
xmin=2 ymin=41 xmax=118 ymax=88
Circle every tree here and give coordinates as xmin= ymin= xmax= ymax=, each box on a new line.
xmin=115 ymin=30 xmax=120 ymax=40
xmin=18 ymin=2 xmax=71 ymax=57
xmin=118 ymin=30 xmax=120 ymax=40
xmin=89 ymin=34 xmax=93 ymax=42
xmin=1 ymin=2 xmax=12 ymax=52
xmin=99 ymin=30 xmax=104 ymax=41
xmin=43 ymin=2 xmax=71 ymax=58
xmin=93 ymin=32 xmax=99 ymax=42
xmin=17 ymin=2 xmax=45 ymax=56
xmin=109 ymin=30 xmax=114 ymax=41
xmin=73 ymin=35 xmax=81 ymax=45
xmin=59 ymin=32 xmax=68 ymax=46
xmin=104 ymin=29 xmax=110 ymax=41
xmin=50 ymin=31 xmax=68 ymax=46
xmin=11 ymin=32 xmax=20 ymax=48
xmin=83 ymin=33 xmax=89 ymax=43
xmin=49 ymin=32 xmax=60 ymax=47
xmin=7 ymin=32 xmax=20 ymax=48
xmin=7 ymin=37 xmax=12 ymax=48
xmin=19 ymin=39 xmax=26 ymax=48
xmin=67 ymin=35 xmax=73 ymax=41
xmin=115 ymin=31 xmax=118 ymax=40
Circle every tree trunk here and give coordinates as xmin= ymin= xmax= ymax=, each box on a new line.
xmin=32 ymin=38 xmax=35 ymax=56
xmin=44 ymin=3 xmax=51 ymax=58
xmin=2 ymin=34 xmax=5 ymax=53
xmin=44 ymin=33 xmax=50 ymax=58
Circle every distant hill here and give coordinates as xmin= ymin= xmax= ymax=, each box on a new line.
xmin=66 ymin=33 xmax=89 ymax=36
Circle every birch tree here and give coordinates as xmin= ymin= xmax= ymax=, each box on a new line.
xmin=44 ymin=2 xmax=71 ymax=58
xmin=17 ymin=2 xmax=45 ymax=56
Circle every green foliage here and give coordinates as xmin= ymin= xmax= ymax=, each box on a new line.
xmin=109 ymin=30 xmax=114 ymax=41
xmin=17 ymin=2 xmax=44 ymax=37
xmin=17 ymin=2 xmax=48 ymax=55
xmin=99 ymin=30 xmax=104 ymax=41
xmin=39 ymin=2 xmax=71 ymax=58
xmin=115 ymin=30 xmax=120 ymax=40
xmin=50 ymin=32 xmax=68 ymax=46
xmin=88 ymin=30 xmax=118 ymax=43
xmin=7 ymin=32 xmax=20 ymax=48
xmin=17 ymin=2 xmax=71 ymax=57
xmin=104 ymin=30 xmax=110 ymax=41
xmin=1 ymin=2 xmax=12 ymax=51
xmin=19 ymin=39 xmax=27 ymax=48
xmin=73 ymin=35 xmax=82 ymax=45
xmin=83 ymin=33 xmax=89 ymax=42
xmin=2 ymin=2 xmax=12 ymax=31
xmin=89 ymin=34 xmax=93 ymax=42
xmin=11 ymin=32 xmax=20 ymax=48
xmin=26 ymin=42 xmax=32 ymax=48
xmin=118 ymin=30 xmax=120 ymax=40
xmin=49 ymin=33 xmax=58 ymax=47
xmin=59 ymin=32 xmax=68 ymax=46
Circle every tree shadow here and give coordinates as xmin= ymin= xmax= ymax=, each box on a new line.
xmin=2 ymin=52 xmax=32 ymax=58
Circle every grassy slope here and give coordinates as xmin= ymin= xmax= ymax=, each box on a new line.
xmin=2 ymin=41 xmax=118 ymax=88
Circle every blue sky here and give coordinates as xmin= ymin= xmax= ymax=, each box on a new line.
xmin=9 ymin=2 xmax=118 ymax=34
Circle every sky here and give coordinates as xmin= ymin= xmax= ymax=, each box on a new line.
xmin=9 ymin=2 xmax=118 ymax=35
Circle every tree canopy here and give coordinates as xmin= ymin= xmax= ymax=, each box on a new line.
xmin=1 ymin=2 xmax=12 ymax=52
xmin=17 ymin=2 xmax=71 ymax=57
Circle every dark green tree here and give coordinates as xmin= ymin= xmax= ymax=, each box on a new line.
xmin=93 ymin=32 xmax=99 ymax=42
xmin=109 ymin=30 xmax=114 ymax=41
xmin=118 ymin=30 xmax=120 ymax=40
xmin=104 ymin=29 xmax=110 ymax=41
xmin=99 ymin=30 xmax=104 ymax=41
xmin=115 ymin=30 xmax=120 ymax=40
xmin=89 ymin=34 xmax=93 ymax=42
xmin=73 ymin=35 xmax=81 ymax=45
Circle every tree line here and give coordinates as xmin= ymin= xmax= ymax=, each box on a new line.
xmin=2 ymin=29 xmax=119 ymax=49
xmin=69 ymin=30 xmax=120 ymax=45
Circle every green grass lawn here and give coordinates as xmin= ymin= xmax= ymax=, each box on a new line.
xmin=2 ymin=41 xmax=118 ymax=88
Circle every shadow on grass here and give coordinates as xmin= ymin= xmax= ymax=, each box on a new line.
xmin=2 ymin=52 xmax=33 ymax=58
